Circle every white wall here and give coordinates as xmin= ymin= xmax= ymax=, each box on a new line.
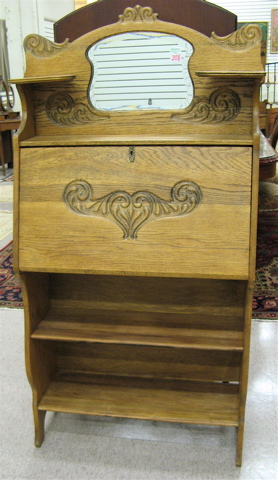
xmin=0 ymin=0 xmax=74 ymax=111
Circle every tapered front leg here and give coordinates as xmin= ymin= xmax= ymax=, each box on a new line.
xmin=33 ymin=407 xmax=46 ymax=447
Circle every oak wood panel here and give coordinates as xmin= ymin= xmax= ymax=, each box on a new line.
xmin=48 ymin=274 xmax=246 ymax=319
xmin=19 ymin=146 xmax=252 ymax=278
xmin=30 ymin=78 xmax=254 ymax=138
xmin=38 ymin=373 xmax=240 ymax=426
xmin=51 ymin=300 xmax=243 ymax=317
xmin=32 ymin=308 xmax=243 ymax=351
xmin=55 ymin=342 xmax=241 ymax=383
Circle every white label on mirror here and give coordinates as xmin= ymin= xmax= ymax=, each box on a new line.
xmin=87 ymin=32 xmax=194 ymax=111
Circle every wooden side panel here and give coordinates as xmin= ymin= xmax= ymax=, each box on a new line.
xmin=19 ymin=145 xmax=252 ymax=278
xmin=20 ymin=272 xmax=56 ymax=446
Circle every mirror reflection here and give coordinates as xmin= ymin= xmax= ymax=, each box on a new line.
xmin=87 ymin=32 xmax=194 ymax=111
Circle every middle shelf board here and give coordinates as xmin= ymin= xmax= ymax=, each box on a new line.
xmin=31 ymin=308 xmax=244 ymax=351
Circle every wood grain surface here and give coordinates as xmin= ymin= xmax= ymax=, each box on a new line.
xmin=19 ymin=145 xmax=252 ymax=278
xmin=12 ymin=6 xmax=263 ymax=461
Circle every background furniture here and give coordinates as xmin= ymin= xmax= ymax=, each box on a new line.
xmin=12 ymin=2 xmax=263 ymax=467
xmin=259 ymin=132 xmax=278 ymax=180
xmin=0 ymin=80 xmax=21 ymax=175
xmin=0 ymin=116 xmax=21 ymax=175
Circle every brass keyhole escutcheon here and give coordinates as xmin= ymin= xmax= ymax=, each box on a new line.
xmin=129 ymin=146 xmax=135 ymax=163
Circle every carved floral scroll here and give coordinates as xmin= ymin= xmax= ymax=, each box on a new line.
xmin=173 ymin=88 xmax=241 ymax=123
xmin=211 ymin=24 xmax=262 ymax=49
xmin=45 ymin=93 xmax=109 ymax=125
xmin=118 ymin=5 xmax=158 ymax=23
xmin=63 ymin=180 xmax=202 ymax=239
xmin=24 ymin=34 xmax=69 ymax=57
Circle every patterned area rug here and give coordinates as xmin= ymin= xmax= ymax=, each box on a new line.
xmin=0 ymin=241 xmax=23 ymax=308
xmin=253 ymin=211 xmax=278 ymax=319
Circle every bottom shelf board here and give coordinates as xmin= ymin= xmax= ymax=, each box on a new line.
xmin=38 ymin=373 xmax=239 ymax=427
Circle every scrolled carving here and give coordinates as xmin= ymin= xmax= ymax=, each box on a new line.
xmin=211 ymin=24 xmax=262 ymax=49
xmin=173 ymin=88 xmax=240 ymax=123
xmin=24 ymin=34 xmax=69 ymax=57
xmin=46 ymin=93 xmax=109 ymax=126
xmin=119 ymin=5 xmax=158 ymax=23
xmin=63 ymin=180 xmax=202 ymax=239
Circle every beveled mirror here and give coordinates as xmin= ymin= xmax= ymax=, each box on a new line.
xmin=87 ymin=31 xmax=194 ymax=111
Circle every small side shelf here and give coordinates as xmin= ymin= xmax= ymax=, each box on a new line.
xmin=195 ymin=71 xmax=264 ymax=78
xmin=38 ymin=372 xmax=240 ymax=426
xmin=31 ymin=308 xmax=244 ymax=351
xmin=9 ymin=75 xmax=76 ymax=84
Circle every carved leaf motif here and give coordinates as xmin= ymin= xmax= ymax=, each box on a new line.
xmin=45 ymin=93 xmax=109 ymax=125
xmin=173 ymin=88 xmax=240 ymax=123
xmin=119 ymin=5 xmax=158 ymax=23
xmin=63 ymin=180 xmax=202 ymax=239
xmin=211 ymin=24 xmax=262 ymax=49
xmin=24 ymin=34 xmax=69 ymax=57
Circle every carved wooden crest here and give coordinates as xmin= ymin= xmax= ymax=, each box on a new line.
xmin=63 ymin=180 xmax=202 ymax=239
xmin=24 ymin=35 xmax=69 ymax=57
xmin=211 ymin=24 xmax=262 ymax=49
xmin=119 ymin=5 xmax=158 ymax=23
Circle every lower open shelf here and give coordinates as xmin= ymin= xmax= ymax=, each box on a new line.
xmin=38 ymin=372 xmax=240 ymax=427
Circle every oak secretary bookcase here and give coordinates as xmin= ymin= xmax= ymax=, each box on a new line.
xmin=11 ymin=5 xmax=264 ymax=466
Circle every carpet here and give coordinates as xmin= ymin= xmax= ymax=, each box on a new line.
xmin=252 ymin=211 xmax=278 ymax=319
xmin=0 ymin=172 xmax=13 ymax=183
xmin=0 ymin=241 xmax=23 ymax=308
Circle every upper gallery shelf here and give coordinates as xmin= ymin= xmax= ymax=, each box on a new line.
xmin=12 ymin=7 xmax=264 ymax=141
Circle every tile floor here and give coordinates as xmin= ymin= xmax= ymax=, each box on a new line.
xmin=0 ymin=168 xmax=13 ymax=249
xmin=0 ymin=309 xmax=277 ymax=480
